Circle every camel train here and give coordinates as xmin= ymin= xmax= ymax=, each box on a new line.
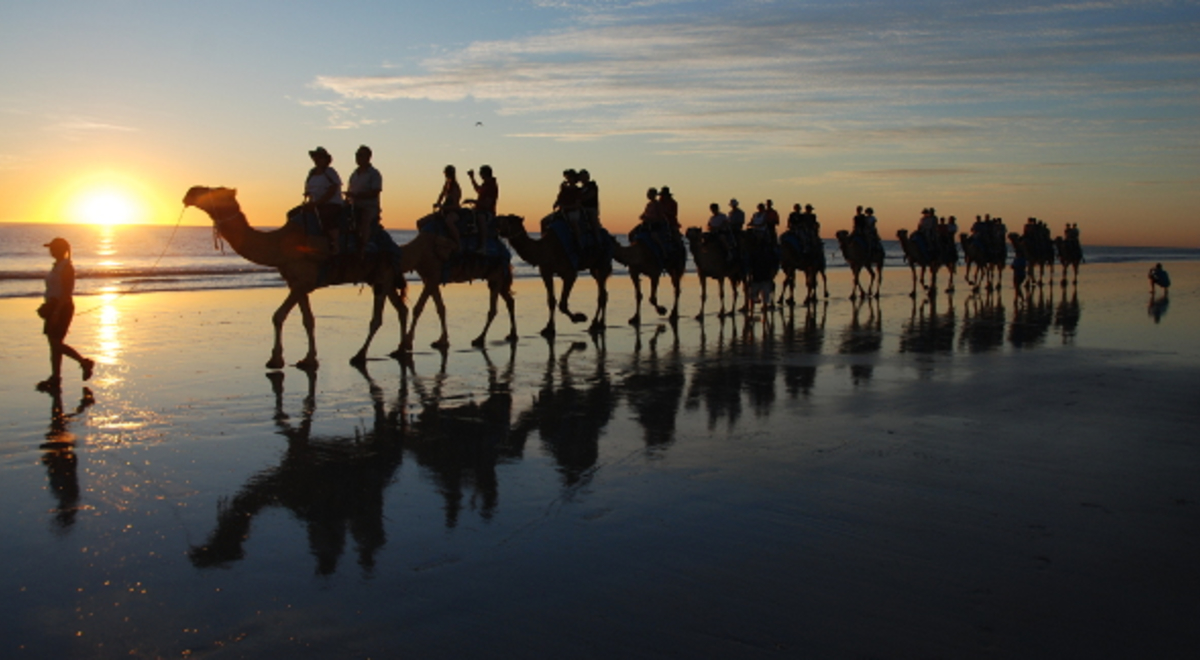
xmin=185 ymin=185 xmax=1084 ymax=366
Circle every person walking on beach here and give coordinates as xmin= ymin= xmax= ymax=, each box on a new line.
xmin=37 ymin=238 xmax=94 ymax=393
xmin=303 ymin=146 xmax=345 ymax=254
xmin=468 ymin=164 xmax=498 ymax=256
xmin=346 ymin=145 xmax=382 ymax=259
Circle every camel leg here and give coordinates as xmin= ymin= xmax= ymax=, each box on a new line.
xmin=590 ymin=272 xmax=608 ymax=333
xmin=268 ymin=290 xmax=303 ymax=369
xmin=430 ymin=287 xmax=450 ymax=349
xmin=405 ymin=285 xmax=437 ymax=352
xmin=503 ymin=288 xmax=518 ymax=342
xmin=387 ymin=287 xmax=409 ymax=358
xmin=668 ymin=272 xmax=681 ymax=321
xmin=946 ymin=266 xmax=956 ymax=294
xmin=558 ymin=275 xmax=588 ymax=324
xmin=650 ymin=274 xmax=668 ymax=316
xmin=295 ymin=294 xmax=319 ymax=370
xmin=473 ymin=286 xmax=500 ymax=347
xmin=908 ymin=265 xmax=918 ymax=298
xmin=716 ymin=278 xmax=727 ymax=318
xmin=629 ymin=273 xmax=644 ymax=326
xmin=351 ymin=289 xmax=388 ymax=366
xmin=540 ymin=271 xmax=558 ymax=338
xmin=695 ymin=275 xmax=708 ymax=321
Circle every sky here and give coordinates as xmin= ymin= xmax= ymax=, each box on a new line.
xmin=1 ymin=0 xmax=1198 ymax=246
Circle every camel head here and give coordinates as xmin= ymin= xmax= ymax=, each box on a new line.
xmin=495 ymin=214 xmax=525 ymax=238
xmin=183 ymin=186 xmax=240 ymax=215
xmin=684 ymin=227 xmax=702 ymax=241
xmin=896 ymin=229 xmax=909 ymax=240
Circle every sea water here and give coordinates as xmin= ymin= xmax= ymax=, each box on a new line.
xmin=2 ymin=222 xmax=1196 ymax=299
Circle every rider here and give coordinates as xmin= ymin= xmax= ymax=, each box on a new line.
xmin=707 ymin=202 xmax=736 ymax=262
xmin=728 ymin=198 xmax=745 ymax=231
xmin=468 ymin=164 xmax=498 ymax=256
xmin=346 ymin=145 xmax=382 ymax=259
xmin=658 ymin=186 xmax=680 ymax=232
xmin=579 ymin=169 xmax=604 ymax=241
xmin=553 ymin=169 xmax=584 ymax=248
xmin=434 ymin=164 xmax=463 ymax=251
xmin=304 ymin=146 xmax=345 ymax=254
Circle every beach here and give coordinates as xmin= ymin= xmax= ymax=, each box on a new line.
xmin=1 ymin=261 xmax=1198 ymax=658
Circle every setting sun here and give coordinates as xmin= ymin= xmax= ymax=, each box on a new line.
xmin=43 ymin=172 xmax=177 ymax=226
xmin=72 ymin=189 xmax=141 ymax=225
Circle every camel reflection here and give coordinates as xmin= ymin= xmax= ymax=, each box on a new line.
xmin=509 ymin=338 xmax=616 ymax=492
xmin=781 ymin=302 xmax=827 ymax=398
xmin=623 ymin=324 xmax=685 ymax=450
xmin=403 ymin=348 xmax=512 ymax=528
xmin=958 ymin=290 xmax=1006 ymax=353
xmin=189 ymin=368 xmax=403 ymax=575
xmin=1009 ymin=286 xmax=1055 ymax=349
xmin=899 ymin=294 xmax=957 ymax=357
xmin=838 ymin=297 xmax=882 ymax=384
xmin=1054 ymin=285 xmax=1081 ymax=343
xmin=40 ymin=387 xmax=94 ymax=533
xmin=686 ymin=316 xmax=745 ymax=430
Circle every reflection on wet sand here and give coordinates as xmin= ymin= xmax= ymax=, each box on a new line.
xmin=838 ymin=297 xmax=883 ymax=384
xmin=959 ymin=290 xmax=1006 ymax=353
xmin=189 ymin=368 xmax=403 ymax=575
xmin=899 ymin=294 xmax=957 ymax=365
xmin=509 ymin=338 xmax=615 ymax=491
xmin=781 ymin=303 xmax=827 ymax=398
xmin=186 ymin=282 xmax=1093 ymax=574
xmin=40 ymin=387 xmax=95 ymax=532
xmin=1009 ymin=286 xmax=1056 ymax=349
xmin=623 ymin=324 xmax=686 ymax=449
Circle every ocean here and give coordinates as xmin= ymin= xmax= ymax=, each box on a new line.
xmin=2 ymin=222 xmax=1197 ymax=299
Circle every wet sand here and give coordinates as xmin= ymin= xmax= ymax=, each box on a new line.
xmin=1 ymin=262 xmax=1198 ymax=658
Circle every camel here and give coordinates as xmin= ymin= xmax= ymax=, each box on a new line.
xmin=835 ymin=230 xmax=884 ymax=300
xmin=183 ymin=186 xmax=454 ymax=369
xmin=896 ymin=229 xmax=942 ymax=298
xmin=777 ymin=231 xmax=829 ymax=307
xmin=496 ymin=214 xmax=612 ymax=337
xmin=1009 ymin=232 xmax=1053 ymax=288
xmin=403 ymin=213 xmax=519 ymax=350
xmin=1054 ymin=235 xmax=1083 ymax=286
xmin=741 ymin=228 xmax=779 ymax=315
xmin=960 ymin=232 xmax=1002 ymax=293
xmin=610 ymin=229 xmax=686 ymax=325
xmin=684 ymin=227 xmax=743 ymax=319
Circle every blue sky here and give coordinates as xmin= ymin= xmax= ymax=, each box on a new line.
xmin=2 ymin=0 xmax=1198 ymax=245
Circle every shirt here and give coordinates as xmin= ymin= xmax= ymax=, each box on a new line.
xmin=348 ymin=166 xmax=383 ymax=208
xmin=305 ymin=167 xmax=344 ymax=205
xmin=708 ymin=213 xmax=729 ymax=231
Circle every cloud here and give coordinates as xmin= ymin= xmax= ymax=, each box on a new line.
xmin=309 ymin=0 xmax=1200 ymax=155
xmin=45 ymin=118 xmax=138 ymax=135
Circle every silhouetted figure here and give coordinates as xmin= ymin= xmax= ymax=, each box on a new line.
xmin=304 ymin=146 xmax=345 ymax=254
xmin=1149 ymin=263 xmax=1171 ymax=295
xmin=434 ymin=164 xmax=463 ymax=251
xmin=37 ymin=237 xmax=94 ymax=393
xmin=346 ymin=145 xmax=383 ymax=260
xmin=468 ymin=164 xmax=498 ymax=256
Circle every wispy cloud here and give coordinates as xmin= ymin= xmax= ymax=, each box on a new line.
xmin=310 ymin=0 xmax=1200 ymax=155
xmin=44 ymin=118 xmax=138 ymax=136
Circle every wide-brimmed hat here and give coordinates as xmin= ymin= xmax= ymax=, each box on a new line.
xmin=309 ymin=146 xmax=332 ymax=160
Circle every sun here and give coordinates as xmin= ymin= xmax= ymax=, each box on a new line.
xmin=58 ymin=173 xmax=160 ymax=226
xmin=73 ymin=189 xmax=141 ymax=225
